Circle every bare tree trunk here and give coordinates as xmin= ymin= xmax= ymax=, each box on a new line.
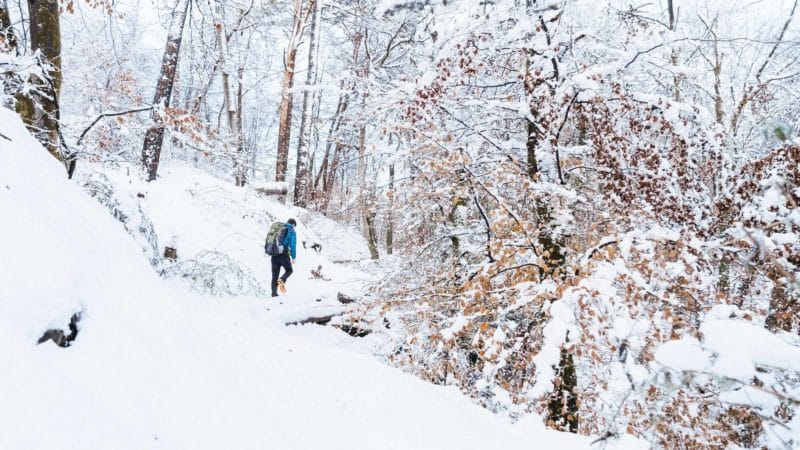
xmin=357 ymin=124 xmax=379 ymax=259
xmin=20 ymin=0 xmax=62 ymax=162
xmin=667 ymin=0 xmax=680 ymax=101
xmin=351 ymin=29 xmax=378 ymax=258
xmin=315 ymin=83 xmax=347 ymax=191
xmin=275 ymin=0 xmax=313 ymax=183
xmin=141 ymin=0 xmax=190 ymax=182
xmin=212 ymin=0 xmax=245 ymax=186
xmin=0 ymin=0 xmax=18 ymax=51
xmin=316 ymin=140 xmax=345 ymax=214
xmin=1 ymin=0 xmax=22 ymax=112
xmin=364 ymin=211 xmax=379 ymax=260
xmin=293 ymin=0 xmax=320 ymax=206
xmin=235 ymin=62 xmax=246 ymax=186
xmin=386 ymin=163 xmax=395 ymax=255
xmin=357 ymin=123 xmax=367 ymax=208
xmin=307 ymin=73 xmax=323 ymax=192
xmin=712 ymin=39 xmax=723 ymax=124
xmin=523 ymin=51 xmax=539 ymax=179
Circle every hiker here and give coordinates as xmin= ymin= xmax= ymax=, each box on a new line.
xmin=265 ymin=218 xmax=297 ymax=297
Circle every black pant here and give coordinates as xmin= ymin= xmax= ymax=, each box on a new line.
xmin=270 ymin=254 xmax=293 ymax=296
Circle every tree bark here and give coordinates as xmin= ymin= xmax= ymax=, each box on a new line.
xmin=386 ymin=163 xmax=395 ymax=255
xmin=21 ymin=0 xmax=62 ymax=162
xmin=212 ymin=0 xmax=244 ymax=186
xmin=235 ymin=62 xmax=246 ymax=186
xmin=352 ymin=29 xmax=377 ymax=258
xmin=141 ymin=0 xmax=190 ymax=182
xmin=523 ymin=52 xmax=539 ymax=179
xmin=293 ymin=0 xmax=320 ymax=206
xmin=315 ymin=82 xmax=347 ymax=192
xmin=364 ymin=210 xmax=379 ymax=260
xmin=0 ymin=0 xmax=18 ymax=51
xmin=275 ymin=0 xmax=313 ymax=183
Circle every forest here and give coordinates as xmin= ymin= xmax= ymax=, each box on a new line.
xmin=1 ymin=0 xmax=799 ymax=448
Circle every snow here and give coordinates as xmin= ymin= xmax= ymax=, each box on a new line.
xmin=0 ymin=108 xmax=639 ymax=449
xmin=441 ymin=315 xmax=471 ymax=340
xmin=654 ymin=337 xmax=711 ymax=373
xmin=654 ymin=315 xmax=800 ymax=380
xmin=527 ymin=300 xmax=572 ymax=398
xmin=701 ymin=319 xmax=800 ymax=379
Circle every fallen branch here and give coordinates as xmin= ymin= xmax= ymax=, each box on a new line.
xmin=286 ymin=314 xmax=339 ymax=326
xmin=255 ymin=186 xmax=288 ymax=196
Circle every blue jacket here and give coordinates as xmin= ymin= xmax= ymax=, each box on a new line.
xmin=282 ymin=223 xmax=297 ymax=259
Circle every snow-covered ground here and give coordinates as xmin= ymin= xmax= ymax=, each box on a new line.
xmin=0 ymin=108 xmax=644 ymax=449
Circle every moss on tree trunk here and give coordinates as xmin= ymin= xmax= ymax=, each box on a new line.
xmin=21 ymin=0 xmax=62 ymax=162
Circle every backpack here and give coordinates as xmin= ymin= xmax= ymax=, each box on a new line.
xmin=264 ymin=222 xmax=288 ymax=256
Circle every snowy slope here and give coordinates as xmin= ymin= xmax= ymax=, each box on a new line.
xmin=89 ymin=163 xmax=372 ymax=301
xmin=0 ymin=108 xmax=643 ymax=449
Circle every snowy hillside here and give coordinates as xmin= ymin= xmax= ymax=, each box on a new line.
xmin=0 ymin=108 xmax=645 ymax=449
xmin=77 ymin=161 xmax=372 ymax=302
xmin=4 ymin=0 xmax=800 ymax=445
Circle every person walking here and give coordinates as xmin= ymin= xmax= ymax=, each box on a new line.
xmin=266 ymin=218 xmax=297 ymax=297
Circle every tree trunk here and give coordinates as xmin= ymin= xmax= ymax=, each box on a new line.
xmin=212 ymin=1 xmax=244 ymax=186
xmin=276 ymin=0 xmax=312 ymax=183
xmin=22 ymin=0 xmax=62 ymax=162
xmin=522 ymin=50 xmax=539 ymax=179
xmin=357 ymin=124 xmax=377 ymax=258
xmin=141 ymin=0 xmax=190 ymax=182
xmin=667 ymin=0 xmax=681 ymax=102
xmin=352 ymin=29 xmax=377 ymax=258
xmin=235 ymin=62 xmax=246 ymax=186
xmin=546 ymin=347 xmax=579 ymax=432
xmin=315 ymin=83 xmax=347 ymax=192
xmin=0 ymin=0 xmax=18 ymax=52
xmin=386 ymin=163 xmax=395 ymax=255
xmin=365 ymin=211 xmax=379 ymax=260
xmin=293 ymin=0 xmax=320 ymax=206
xmin=320 ymin=141 xmax=345 ymax=213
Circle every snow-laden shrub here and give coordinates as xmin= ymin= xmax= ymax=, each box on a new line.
xmin=344 ymin=15 xmax=800 ymax=444
xmin=163 ymin=251 xmax=265 ymax=297
xmin=82 ymin=172 xmax=160 ymax=266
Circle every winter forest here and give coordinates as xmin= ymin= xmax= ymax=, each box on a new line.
xmin=1 ymin=0 xmax=800 ymax=448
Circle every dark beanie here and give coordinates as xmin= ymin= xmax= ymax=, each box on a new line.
xmin=287 ymin=218 xmax=297 ymax=226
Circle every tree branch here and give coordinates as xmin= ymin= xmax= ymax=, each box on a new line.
xmin=77 ymin=106 xmax=153 ymax=146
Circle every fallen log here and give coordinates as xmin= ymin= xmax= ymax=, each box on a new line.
xmin=254 ymin=182 xmax=288 ymax=197
xmin=286 ymin=314 xmax=337 ymax=326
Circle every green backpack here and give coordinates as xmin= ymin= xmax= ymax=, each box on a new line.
xmin=264 ymin=222 xmax=286 ymax=256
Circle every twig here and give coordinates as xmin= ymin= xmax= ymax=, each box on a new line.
xmin=470 ymin=183 xmax=495 ymax=263
xmin=755 ymin=0 xmax=798 ymax=83
xmin=490 ymin=262 xmax=546 ymax=279
xmin=553 ymin=93 xmax=580 ymax=184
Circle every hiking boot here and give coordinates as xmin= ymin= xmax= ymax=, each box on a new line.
xmin=277 ymin=279 xmax=286 ymax=293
